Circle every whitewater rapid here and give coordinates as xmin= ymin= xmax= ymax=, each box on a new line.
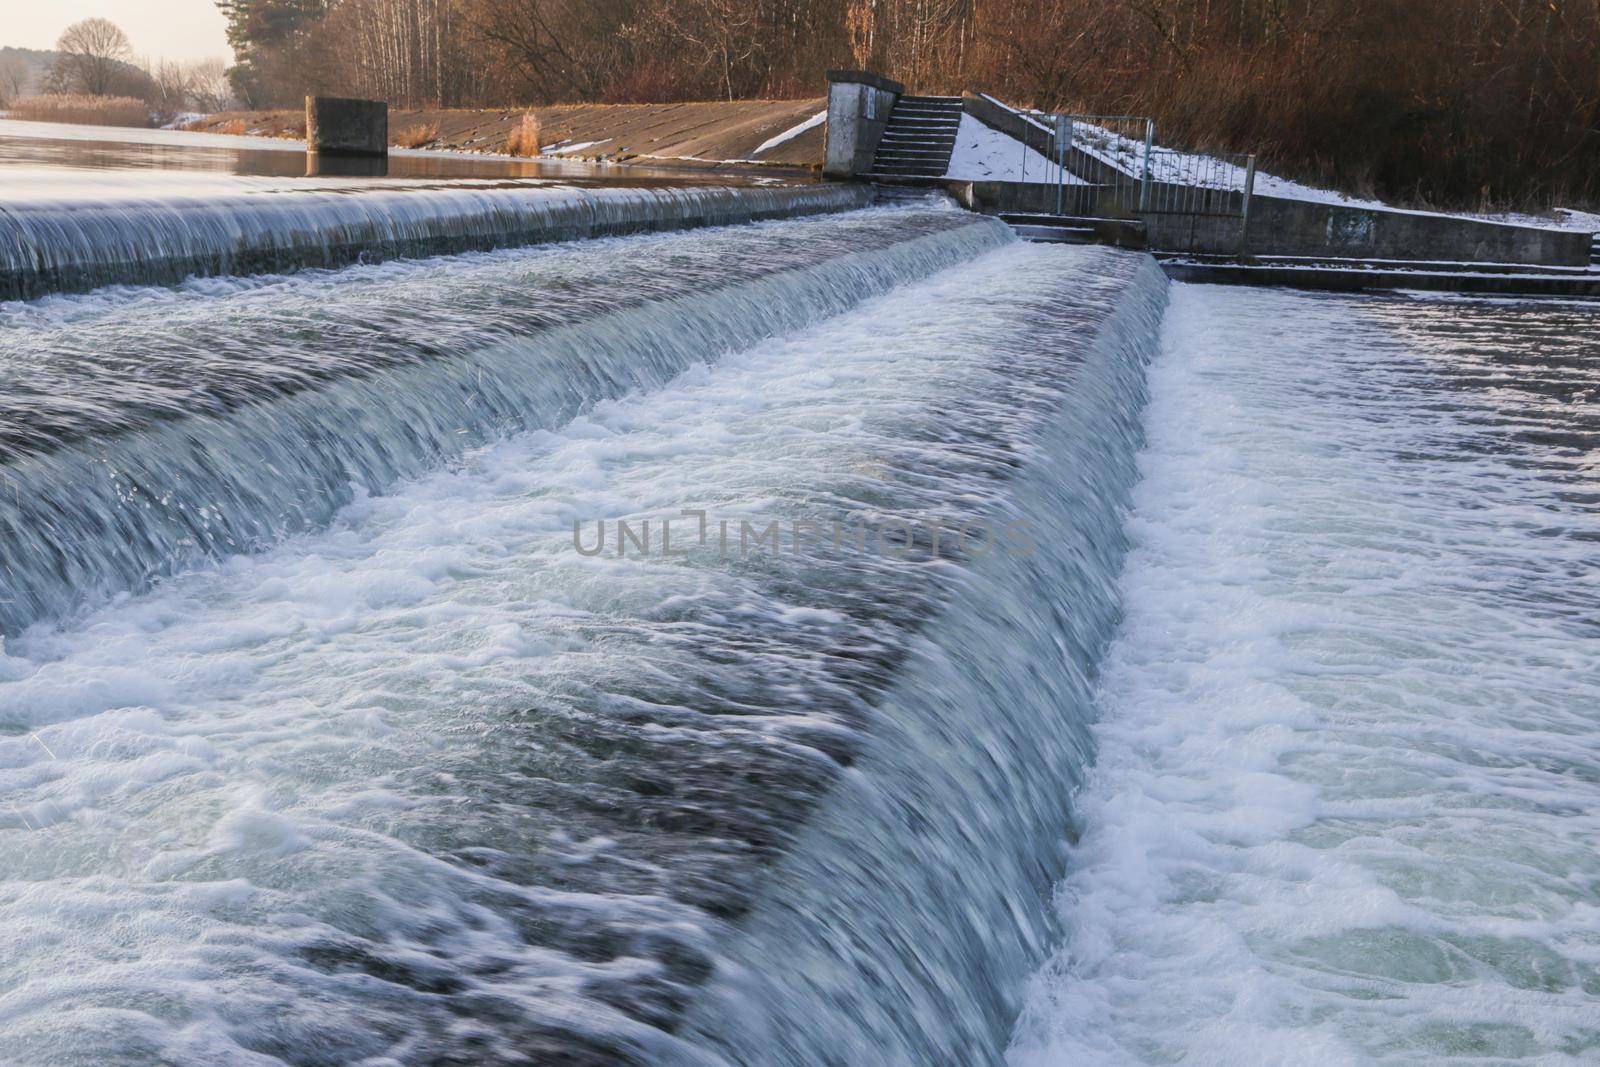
xmin=1010 ymin=285 xmax=1600 ymax=1065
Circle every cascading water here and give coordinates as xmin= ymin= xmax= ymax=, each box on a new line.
xmin=0 ymin=182 xmax=869 ymax=299
xmin=0 ymin=198 xmax=1168 ymax=1066
xmin=0 ymin=209 xmax=1001 ymax=636
xmin=9 ymin=175 xmax=1584 ymax=1067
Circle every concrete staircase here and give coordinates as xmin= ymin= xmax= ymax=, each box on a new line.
xmin=866 ymin=96 xmax=963 ymax=180
xmin=998 ymin=212 xmax=1097 ymax=244
xmin=1591 ymin=233 xmax=1599 ymax=264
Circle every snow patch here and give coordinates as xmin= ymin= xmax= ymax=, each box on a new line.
xmin=540 ymin=138 xmax=611 ymax=156
xmin=754 ymin=110 xmax=826 ymax=156
xmin=944 ymin=113 xmax=1076 ymax=184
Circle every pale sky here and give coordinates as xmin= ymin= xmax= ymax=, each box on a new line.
xmin=1 ymin=0 xmax=233 ymax=63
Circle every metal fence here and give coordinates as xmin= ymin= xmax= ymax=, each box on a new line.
xmin=1143 ymin=146 xmax=1257 ymax=216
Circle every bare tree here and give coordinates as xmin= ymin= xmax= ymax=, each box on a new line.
xmin=185 ymin=58 xmax=235 ymax=113
xmin=144 ymin=58 xmax=194 ymax=116
xmin=52 ymin=18 xmax=135 ymax=96
xmin=0 ymin=55 xmax=30 ymax=108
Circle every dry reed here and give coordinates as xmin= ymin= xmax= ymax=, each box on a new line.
xmin=505 ymin=112 xmax=542 ymax=156
xmin=8 ymin=95 xmax=150 ymax=128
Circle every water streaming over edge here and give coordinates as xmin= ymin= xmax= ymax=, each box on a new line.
xmin=0 ymin=220 xmax=1167 ymax=1065
xmin=0 ymin=208 xmax=998 ymax=636
xmin=0 ymin=182 xmax=866 ymax=299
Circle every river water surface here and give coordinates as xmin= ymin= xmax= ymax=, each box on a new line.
xmin=1 ymin=124 xmax=1597 ymax=1065
xmin=1010 ymin=286 xmax=1600 ymax=1066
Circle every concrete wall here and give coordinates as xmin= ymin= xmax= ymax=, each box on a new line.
xmin=823 ymin=70 xmax=903 ymax=178
xmin=952 ymin=179 xmax=1590 ymax=265
xmin=956 ymin=180 xmax=1117 ymax=220
xmin=1250 ymin=195 xmax=1587 ymax=264
xmin=306 ymin=97 xmax=388 ymax=157
xmin=958 ymin=93 xmax=1590 ymax=265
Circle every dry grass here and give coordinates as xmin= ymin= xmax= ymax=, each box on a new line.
xmin=8 ymin=95 xmax=150 ymax=128
xmin=504 ymin=112 xmax=542 ymax=157
xmin=392 ymin=121 xmax=440 ymax=148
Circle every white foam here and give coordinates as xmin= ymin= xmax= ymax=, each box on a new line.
xmin=1009 ymin=284 xmax=1600 ymax=1064
xmin=0 ymin=237 xmax=1111 ymax=1063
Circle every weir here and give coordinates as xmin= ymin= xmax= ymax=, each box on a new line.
xmin=3 ymin=72 xmax=1598 ymax=1067
xmin=0 ymin=182 xmax=870 ymax=299
xmin=679 ymin=252 xmax=1168 ymax=1066
xmin=0 ymin=193 xmax=1173 ymax=1064
xmin=0 ymin=209 xmax=999 ymax=636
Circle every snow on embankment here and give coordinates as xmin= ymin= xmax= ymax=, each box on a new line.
xmin=972 ymin=97 xmax=1600 ymax=231
xmin=754 ymin=109 xmax=827 ymax=156
xmin=944 ymin=113 xmax=1078 ymax=183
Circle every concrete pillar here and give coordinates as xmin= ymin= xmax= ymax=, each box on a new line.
xmin=306 ymin=97 xmax=388 ymax=157
xmin=823 ymin=70 xmax=904 ymax=179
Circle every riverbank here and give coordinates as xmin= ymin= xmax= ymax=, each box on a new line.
xmin=183 ymin=98 xmax=828 ymax=169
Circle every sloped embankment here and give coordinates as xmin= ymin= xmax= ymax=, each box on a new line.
xmin=186 ymin=97 xmax=828 ymax=168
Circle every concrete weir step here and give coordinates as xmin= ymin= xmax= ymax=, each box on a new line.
xmin=1160 ymin=252 xmax=1600 ymax=278
xmin=1010 ymin=224 xmax=1095 ymax=244
xmin=998 ymin=212 xmax=1103 ymax=244
xmin=1156 ymin=255 xmax=1600 ymax=297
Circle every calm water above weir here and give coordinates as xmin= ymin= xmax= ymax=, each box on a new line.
xmin=0 ymin=119 xmax=790 ymax=189
xmin=0 ymin=150 xmax=1596 ymax=1066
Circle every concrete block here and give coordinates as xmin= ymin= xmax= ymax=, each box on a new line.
xmin=306 ymin=97 xmax=389 ymax=157
xmin=823 ymin=71 xmax=902 ymax=179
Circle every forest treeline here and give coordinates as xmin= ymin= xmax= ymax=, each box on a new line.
xmin=219 ymin=0 xmax=1600 ymax=208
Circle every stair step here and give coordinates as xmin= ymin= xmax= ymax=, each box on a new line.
xmin=873 ymin=96 xmax=960 ymax=177
xmin=999 ymin=212 xmax=1106 ymax=227
xmin=1010 ymin=224 xmax=1095 ymax=243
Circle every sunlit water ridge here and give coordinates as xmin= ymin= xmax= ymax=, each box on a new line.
xmin=0 ymin=179 xmax=864 ymax=299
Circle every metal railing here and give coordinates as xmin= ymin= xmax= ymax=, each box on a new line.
xmin=1034 ymin=112 xmax=1257 ymax=221
xmin=1045 ymin=114 xmax=1153 ymax=216
xmin=1143 ymin=146 xmax=1257 ymax=217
